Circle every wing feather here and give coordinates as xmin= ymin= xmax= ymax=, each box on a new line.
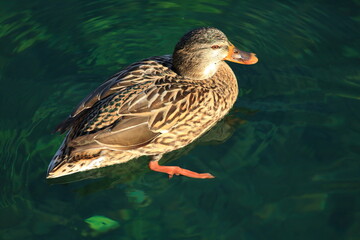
xmin=57 ymin=55 xmax=209 ymax=152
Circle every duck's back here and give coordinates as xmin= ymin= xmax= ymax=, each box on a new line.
xmin=47 ymin=55 xmax=238 ymax=178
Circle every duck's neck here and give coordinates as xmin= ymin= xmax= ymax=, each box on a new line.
xmin=172 ymin=54 xmax=220 ymax=80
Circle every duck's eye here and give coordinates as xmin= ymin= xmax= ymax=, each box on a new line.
xmin=211 ymin=45 xmax=221 ymax=50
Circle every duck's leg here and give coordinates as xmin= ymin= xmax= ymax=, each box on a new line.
xmin=149 ymin=155 xmax=215 ymax=179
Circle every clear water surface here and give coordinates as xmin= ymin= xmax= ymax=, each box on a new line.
xmin=0 ymin=0 xmax=359 ymax=239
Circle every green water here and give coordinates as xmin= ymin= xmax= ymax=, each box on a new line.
xmin=1 ymin=0 xmax=359 ymax=239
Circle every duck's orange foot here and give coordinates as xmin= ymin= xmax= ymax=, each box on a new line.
xmin=149 ymin=161 xmax=215 ymax=179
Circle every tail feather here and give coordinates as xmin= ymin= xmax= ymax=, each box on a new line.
xmin=47 ymin=137 xmax=138 ymax=179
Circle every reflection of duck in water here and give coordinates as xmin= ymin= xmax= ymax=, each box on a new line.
xmin=47 ymin=27 xmax=258 ymax=179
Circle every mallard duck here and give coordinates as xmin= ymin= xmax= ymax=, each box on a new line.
xmin=47 ymin=27 xmax=258 ymax=179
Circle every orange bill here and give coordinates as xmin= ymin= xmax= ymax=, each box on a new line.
xmin=224 ymin=44 xmax=258 ymax=65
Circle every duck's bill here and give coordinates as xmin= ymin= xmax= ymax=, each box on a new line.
xmin=224 ymin=45 xmax=258 ymax=65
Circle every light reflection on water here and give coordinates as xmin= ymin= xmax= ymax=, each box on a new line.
xmin=0 ymin=0 xmax=359 ymax=239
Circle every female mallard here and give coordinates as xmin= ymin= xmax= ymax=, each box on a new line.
xmin=47 ymin=27 xmax=258 ymax=179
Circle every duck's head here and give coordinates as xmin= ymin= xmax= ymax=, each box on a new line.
xmin=172 ymin=27 xmax=258 ymax=80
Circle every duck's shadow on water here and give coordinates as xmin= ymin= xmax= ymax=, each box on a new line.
xmin=46 ymin=111 xmax=249 ymax=192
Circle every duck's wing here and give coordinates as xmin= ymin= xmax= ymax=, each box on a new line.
xmin=55 ymin=56 xmax=173 ymax=133
xmin=57 ymin=56 xmax=209 ymax=153
xmin=68 ymin=82 xmax=204 ymax=153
